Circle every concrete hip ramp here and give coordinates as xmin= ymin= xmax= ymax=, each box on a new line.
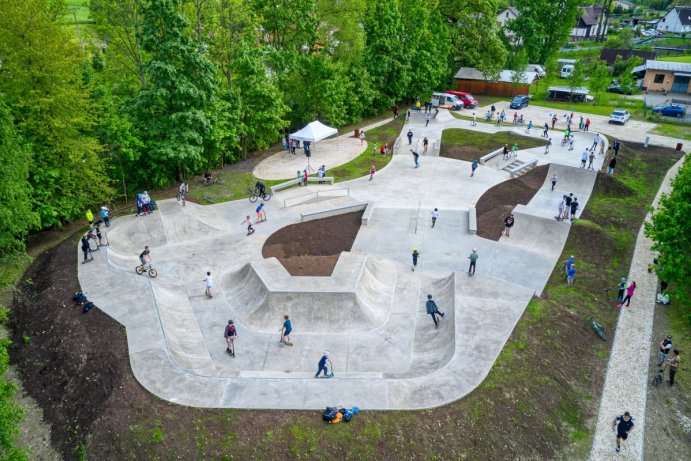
xmin=222 ymin=254 xmax=396 ymax=333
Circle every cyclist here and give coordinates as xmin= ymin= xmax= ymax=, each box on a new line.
xmin=255 ymin=181 xmax=266 ymax=199
xmin=139 ymin=246 xmax=151 ymax=268
xmin=179 ymin=182 xmax=188 ymax=205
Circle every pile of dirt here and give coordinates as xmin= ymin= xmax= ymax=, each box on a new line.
xmin=262 ymin=210 xmax=364 ymax=276
xmin=475 ymin=164 xmax=549 ymax=240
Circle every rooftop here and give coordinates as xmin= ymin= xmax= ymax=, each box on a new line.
xmin=644 ymin=60 xmax=691 ymax=73
xmin=454 ymin=67 xmax=538 ymax=84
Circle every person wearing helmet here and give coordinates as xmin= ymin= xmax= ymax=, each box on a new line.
xmin=426 ymin=294 xmax=445 ymax=328
xmin=315 ymin=351 xmax=332 ymax=378
xmin=468 ymin=248 xmax=479 ymax=276
xmin=224 ymin=320 xmax=237 ymax=356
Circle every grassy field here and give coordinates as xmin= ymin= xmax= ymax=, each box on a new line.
xmin=440 ymin=127 xmax=547 ymax=161
xmin=657 ymin=54 xmax=691 ymax=63
xmin=65 ymin=0 xmax=93 ymax=25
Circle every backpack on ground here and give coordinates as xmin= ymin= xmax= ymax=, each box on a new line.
xmin=322 ymin=407 xmax=338 ymax=422
xmin=73 ymin=290 xmax=87 ymax=304
xmin=83 ymin=302 xmax=95 ymax=313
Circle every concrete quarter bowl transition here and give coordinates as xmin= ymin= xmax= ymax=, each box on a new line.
xmin=78 ymin=111 xmax=605 ymax=410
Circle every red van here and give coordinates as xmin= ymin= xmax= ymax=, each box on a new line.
xmin=446 ymin=91 xmax=478 ymax=109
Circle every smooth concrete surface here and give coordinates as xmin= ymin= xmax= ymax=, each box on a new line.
xmin=77 ymin=108 xmax=645 ymax=410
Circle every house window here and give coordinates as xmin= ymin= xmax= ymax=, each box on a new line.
xmin=654 ymin=74 xmax=665 ymax=84
xmin=506 ymin=12 xmax=510 ymax=18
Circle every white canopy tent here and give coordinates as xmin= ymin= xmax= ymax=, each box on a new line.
xmin=289 ymin=121 xmax=338 ymax=170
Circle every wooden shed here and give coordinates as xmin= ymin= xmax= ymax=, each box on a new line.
xmin=453 ymin=67 xmax=537 ymax=97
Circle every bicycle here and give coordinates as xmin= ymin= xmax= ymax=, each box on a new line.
xmin=248 ymin=187 xmax=272 ymax=203
xmin=176 ymin=191 xmax=186 ymax=207
xmin=135 ymin=263 xmax=158 ymax=278
xmin=589 ymin=317 xmax=607 ymax=341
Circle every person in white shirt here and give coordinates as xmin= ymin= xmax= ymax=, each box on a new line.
xmin=431 ymin=208 xmax=439 ymax=228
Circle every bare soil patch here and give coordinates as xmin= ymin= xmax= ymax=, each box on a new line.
xmin=475 ymin=164 xmax=549 ymax=240
xmin=262 ymin=211 xmax=364 ymax=276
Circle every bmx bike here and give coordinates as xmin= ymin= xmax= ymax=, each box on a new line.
xmin=248 ymin=187 xmax=272 ymax=203
xmin=135 ymin=263 xmax=158 ymax=278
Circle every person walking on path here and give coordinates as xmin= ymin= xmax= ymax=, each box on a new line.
xmin=411 ymin=150 xmax=420 ymax=168
xmin=591 ymin=133 xmax=601 ymax=151
xmin=608 ymin=156 xmax=617 ymax=175
xmin=612 ymin=412 xmax=634 ymax=453
xmin=425 ymin=113 xmax=431 ymax=127
xmin=587 ymin=151 xmax=595 ymax=170
xmin=616 ymin=277 xmax=627 ymax=303
xmin=668 ymin=349 xmax=680 ymax=386
xmin=551 ymin=174 xmax=558 ymax=191
xmin=502 ymin=144 xmax=509 ymax=160
xmin=359 ymin=130 xmax=365 ymax=145
xmin=545 ymin=138 xmax=551 ymax=155
xmin=369 ymin=165 xmax=376 ymax=181
xmin=224 ymin=320 xmax=237 ymax=356
xmin=581 ymin=150 xmax=588 ymax=168
xmin=525 ymin=120 xmax=532 ymax=134
xmin=468 ymin=249 xmax=479 ymax=276
xmin=613 ymin=139 xmax=621 ymax=156
xmin=551 ymin=114 xmax=557 ymax=129
xmin=471 ymin=113 xmax=477 ymax=127
xmin=279 ymin=315 xmax=293 ymax=345
xmin=511 ymin=143 xmax=518 ymax=159
xmin=315 ymin=351 xmax=332 ymax=378
xmin=471 ymin=159 xmax=478 ymax=177
xmin=542 ymin=122 xmax=549 ymax=137
xmin=411 ymin=249 xmax=420 ymax=271
xmin=407 ymin=129 xmax=413 ymax=145
xmin=406 ymin=109 xmax=411 ymax=124
xmin=431 ymin=208 xmax=439 ymax=227
xmin=618 ymin=282 xmax=637 ymax=307
xmin=570 ymin=197 xmax=579 ymax=222
xmin=504 ymin=213 xmax=514 ymax=237
xmin=426 ymin=294 xmax=445 ymax=329
xmin=567 ymin=263 xmax=576 ymax=286
xmin=422 ymin=137 xmax=429 ymax=154
xmin=659 ymin=335 xmax=673 ymax=366
xmin=204 ymin=271 xmax=213 ymax=298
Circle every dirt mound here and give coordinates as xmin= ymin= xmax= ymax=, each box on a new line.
xmin=262 ymin=210 xmax=364 ymax=276
xmin=476 ymin=165 xmax=549 ymax=240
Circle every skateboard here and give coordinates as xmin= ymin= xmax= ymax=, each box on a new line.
xmin=318 ymin=373 xmax=334 ymax=379
xmin=82 ymin=258 xmax=94 ymax=264
xmin=226 ymin=348 xmax=235 ymax=357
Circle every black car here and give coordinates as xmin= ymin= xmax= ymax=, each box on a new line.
xmin=607 ymin=82 xmax=632 ymax=95
xmin=510 ymin=95 xmax=530 ymax=109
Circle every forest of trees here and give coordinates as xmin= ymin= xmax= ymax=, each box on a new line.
xmin=0 ymin=0 xmax=588 ymax=254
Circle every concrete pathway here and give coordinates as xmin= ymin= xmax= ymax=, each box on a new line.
xmin=589 ymin=155 xmax=686 ymax=460
xmin=77 ymin=106 xmax=683 ymax=410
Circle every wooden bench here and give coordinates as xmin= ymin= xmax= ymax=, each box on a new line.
xmin=508 ymin=159 xmax=538 ymax=178
xmin=270 ymin=176 xmax=335 ymax=194
xmin=468 ymin=207 xmax=477 ymax=234
xmin=479 ymin=148 xmax=503 ymax=164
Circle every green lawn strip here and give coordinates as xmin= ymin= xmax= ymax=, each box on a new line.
xmin=656 ymin=54 xmax=691 ymax=63
xmin=651 ymin=122 xmax=691 ymax=141
xmin=440 ymin=127 xmax=547 ymax=161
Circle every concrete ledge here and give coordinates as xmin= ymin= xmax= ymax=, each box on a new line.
xmin=271 ymin=176 xmax=334 ymax=194
xmin=479 ymin=147 xmax=503 ymax=164
xmin=468 ymin=206 xmax=477 ymax=234
xmin=301 ymin=202 xmax=367 ymax=222
xmin=361 ymin=201 xmax=375 ymax=226
xmin=509 ymin=159 xmax=538 ymax=178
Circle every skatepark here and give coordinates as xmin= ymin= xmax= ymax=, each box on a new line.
xmin=78 ymin=109 xmax=608 ymax=410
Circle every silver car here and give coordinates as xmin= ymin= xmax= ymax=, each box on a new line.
xmin=609 ymin=109 xmax=630 ymax=125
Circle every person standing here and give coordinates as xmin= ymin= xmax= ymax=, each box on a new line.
xmin=504 ymin=213 xmax=514 ymax=237
xmin=369 ymin=165 xmax=376 ymax=181
xmin=545 ymin=138 xmax=552 ymax=155
xmin=491 ymin=104 xmax=496 ymax=117
xmin=315 ymin=351 xmax=331 ymax=378
xmin=425 ymin=294 xmax=445 ymax=328
xmin=511 ymin=143 xmax=519 ymax=159
xmin=612 ymin=412 xmax=634 ymax=453
xmin=570 ymin=198 xmax=579 ymax=222
xmin=471 ymin=159 xmax=478 ymax=177
xmin=525 ymin=120 xmax=532 ymax=133
xmin=551 ymin=114 xmax=558 ymax=129
xmin=618 ymin=281 xmax=637 ymax=307
xmin=425 ymin=113 xmax=431 ymax=127
xmin=587 ymin=151 xmax=595 ymax=170
xmin=406 ymin=109 xmax=411 ymax=124
xmin=411 ymin=150 xmax=420 ymax=168
xmin=557 ymin=196 xmax=566 ymax=221
xmin=613 ymin=139 xmax=621 ymax=156
xmin=580 ymin=150 xmax=587 ymax=168
xmin=472 ymin=113 xmax=477 ymax=127
xmin=431 ymin=208 xmax=439 ymax=227
xmin=616 ymin=277 xmax=627 ymax=303
xmin=81 ymin=234 xmax=92 ymax=263
xmin=551 ymin=174 xmax=558 ymax=191
xmin=422 ymin=137 xmax=429 ymax=154
xmin=668 ymin=349 xmax=680 ymax=386
xmin=543 ymin=122 xmax=549 ymax=138
xmin=224 ymin=320 xmax=237 ymax=356
xmin=659 ymin=335 xmax=673 ymax=366
xmin=204 ymin=271 xmax=213 ymax=299
xmin=407 ymin=129 xmax=413 ymax=145
xmin=359 ymin=129 xmax=365 ymax=145
xmin=584 ymin=118 xmax=590 ymax=131
xmin=591 ymin=133 xmax=601 ymax=151
xmin=567 ymin=263 xmax=576 ymax=287
xmin=100 ymin=206 xmax=111 ymax=227
xmin=564 ymin=194 xmax=573 ymax=219
xmin=86 ymin=208 xmax=94 ymax=225
xmin=411 ymin=249 xmax=420 ymax=271
xmin=468 ymin=249 xmax=479 ymax=276
xmin=393 ymin=105 xmax=399 ymax=119
xmin=608 ymin=156 xmax=617 ymax=175
xmin=279 ymin=315 xmax=292 ymax=345
xmin=179 ymin=182 xmax=189 ymax=206
xmin=599 ymin=140 xmax=606 ymax=156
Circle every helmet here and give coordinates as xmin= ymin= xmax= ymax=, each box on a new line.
xmin=228 ymin=320 xmax=234 ymax=324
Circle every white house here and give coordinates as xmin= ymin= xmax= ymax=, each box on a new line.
xmin=571 ymin=6 xmax=607 ymax=40
xmin=655 ymin=7 xmax=691 ymax=34
xmin=496 ymin=7 xmax=519 ymax=27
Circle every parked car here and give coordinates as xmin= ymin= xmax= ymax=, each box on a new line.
xmin=445 ymin=91 xmax=478 ymax=108
xmin=560 ymin=64 xmax=575 ymax=78
xmin=509 ymin=95 xmax=530 ymax=109
xmin=431 ymin=92 xmax=464 ymax=111
xmin=652 ymin=104 xmax=686 ymax=118
xmin=607 ymin=81 xmax=632 ymax=95
xmin=609 ymin=109 xmax=630 ymax=124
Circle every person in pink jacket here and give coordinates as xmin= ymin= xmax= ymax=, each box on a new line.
xmin=619 ymin=282 xmax=637 ymax=308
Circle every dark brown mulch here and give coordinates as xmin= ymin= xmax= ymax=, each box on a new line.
xmin=262 ymin=211 xmax=364 ymax=276
xmin=475 ymin=164 xmax=549 ymax=240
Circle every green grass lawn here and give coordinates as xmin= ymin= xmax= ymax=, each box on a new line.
xmin=657 ymin=54 xmax=691 ymax=63
xmin=65 ymin=0 xmax=93 ymax=24
xmin=440 ymin=128 xmax=547 ymax=161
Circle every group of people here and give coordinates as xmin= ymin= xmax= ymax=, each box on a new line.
xmin=81 ymin=206 xmax=111 ymax=263
xmin=556 ymin=192 xmax=579 ymax=222
xmin=136 ymin=191 xmax=154 ymax=217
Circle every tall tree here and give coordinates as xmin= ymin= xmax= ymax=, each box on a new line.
xmin=0 ymin=102 xmax=38 ymax=255
xmin=0 ymin=0 xmax=112 ymax=228
xmin=132 ymin=0 xmax=219 ymax=183
xmin=508 ymin=0 xmax=581 ymax=64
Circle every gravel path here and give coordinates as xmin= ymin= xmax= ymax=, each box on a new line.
xmin=589 ymin=155 xmax=686 ymax=460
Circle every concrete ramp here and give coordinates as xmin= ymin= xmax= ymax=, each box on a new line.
xmin=107 ymin=213 xmax=168 ymax=254
xmin=388 ymin=273 xmax=456 ymax=378
xmin=525 ymin=163 xmax=597 ymax=220
xmin=106 ymin=247 xmax=139 ymax=273
xmin=157 ymin=200 xmax=224 ymax=244
xmin=222 ymin=255 xmax=396 ymax=333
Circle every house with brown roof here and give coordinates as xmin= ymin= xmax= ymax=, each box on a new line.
xmin=571 ymin=6 xmax=607 ymax=40
xmin=655 ymin=6 xmax=691 ymax=34
xmin=598 ymin=48 xmax=657 ymax=66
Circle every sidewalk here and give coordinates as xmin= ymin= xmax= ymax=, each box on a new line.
xmin=589 ymin=155 xmax=685 ymax=460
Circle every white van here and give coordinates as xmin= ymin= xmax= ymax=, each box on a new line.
xmin=431 ymin=92 xmax=463 ymax=110
xmin=560 ymin=64 xmax=575 ymax=78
